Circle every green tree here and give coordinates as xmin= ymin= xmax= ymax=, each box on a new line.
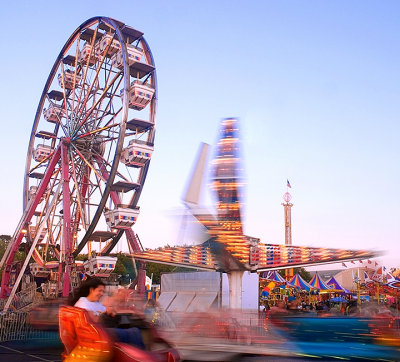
xmin=113 ymin=256 xmax=127 ymax=276
xmin=116 ymin=253 xmax=137 ymax=278
xmin=0 ymin=235 xmax=12 ymax=258
xmin=145 ymin=262 xmax=176 ymax=284
xmin=0 ymin=235 xmax=27 ymax=283
xmin=75 ymin=254 xmax=87 ymax=261
xmin=278 ymin=267 xmax=312 ymax=281
xmin=297 ymin=267 xmax=312 ymax=281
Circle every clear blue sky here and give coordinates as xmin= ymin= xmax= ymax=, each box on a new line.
xmin=0 ymin=1 xmax=399 ymax=268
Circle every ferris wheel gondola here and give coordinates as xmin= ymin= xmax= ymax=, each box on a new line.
xmin=0 ymin=17 xmax=157 ymax=304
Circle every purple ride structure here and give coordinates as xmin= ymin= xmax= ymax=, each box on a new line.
xmin=0 ymin=17 xmax=156 ymax=311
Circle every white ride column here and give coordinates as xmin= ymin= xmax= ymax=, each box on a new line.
xmin=228 ymin=270 xmax=244 ymax=309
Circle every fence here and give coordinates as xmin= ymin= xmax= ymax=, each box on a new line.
xmin=0 ymin=283 xmax=37 ymax=312
xmin=0 ymin=310 xmax=58 ymax=343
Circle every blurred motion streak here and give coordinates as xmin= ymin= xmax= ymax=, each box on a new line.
xmin=133 ymin=118 xmax=378 ymax=275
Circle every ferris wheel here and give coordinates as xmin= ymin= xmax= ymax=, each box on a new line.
xmin=0 ymin=17 xmax=157 ymax=304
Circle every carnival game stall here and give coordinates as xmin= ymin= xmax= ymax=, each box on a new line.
xmin=259 ymin=271 xmax=287 ymax=307
xmin=326 ymin=276 xmax=351 ymax=294
xmin=309 ymin=272 xmax=330 ymax=292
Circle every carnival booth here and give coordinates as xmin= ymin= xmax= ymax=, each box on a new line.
xmin=288 ymin=273 xmax=313 ymax=292
xmin=308 ymin=272 xmax=336 ymax=304
xmin=309 ymin=272 xmax=330 ymax=291
xmin=326 ymin=276 xmax=351 ymax=294
xmin=259 ymin=271 xmax=287 ymax=306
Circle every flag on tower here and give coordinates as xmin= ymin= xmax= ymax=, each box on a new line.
xmin=287 ymin=179 xmax=291 ymax=188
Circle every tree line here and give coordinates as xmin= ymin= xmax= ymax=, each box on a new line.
xmin=0 ymin=235 xmax=180 ymax=284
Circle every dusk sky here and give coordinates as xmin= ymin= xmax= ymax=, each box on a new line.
xmin=0 ymin=1 xmax=399 ymax=269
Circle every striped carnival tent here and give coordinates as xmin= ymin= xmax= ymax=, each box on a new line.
xmin=288 ymin=273 xmax=313 ymax=292
xmin=309 ymin=272 xmax=331 ymax=291
xmin=260 ymin=270 xmax=286 ymax=284
xmin=261 ymin=281 xmax=276 ymax=300
xmin=326 ymin=276 xmax=351 ymax=294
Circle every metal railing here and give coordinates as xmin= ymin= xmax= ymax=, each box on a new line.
xmin=0 ymin=283 xmax=37 ymax=311
xmin=0 ymin=311 xmax=57 ymax=342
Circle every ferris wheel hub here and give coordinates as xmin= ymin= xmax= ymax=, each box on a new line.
xmin=62 ymin=137 xmax=71 ymax=145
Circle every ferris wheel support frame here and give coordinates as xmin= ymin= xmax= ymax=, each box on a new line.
xmin=3 ymin=184 xmax=62 ymax=312
xmin=61 ymin=139 xmax=73 ymax=297
xmin=94 ymin=161 xmax=146 ymax=293
xmin=0 ymin=144 xmax=62 ymax=299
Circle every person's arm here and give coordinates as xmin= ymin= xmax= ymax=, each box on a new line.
xmin=102 ymin=297 xmax=117 ymax=316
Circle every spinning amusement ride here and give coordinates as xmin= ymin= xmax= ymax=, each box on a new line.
xmin=0 ymin=17 xmax=377 ymax=312
xmin=133 ymin=118 xmax=378 ymax=308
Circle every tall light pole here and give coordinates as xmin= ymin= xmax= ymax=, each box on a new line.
xmin=282 ymin=181 xmax=293 ymax=279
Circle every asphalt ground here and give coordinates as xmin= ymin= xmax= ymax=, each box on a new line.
xmin=1 ymin=343 xmax=396 ymax=361
xmin=0 ymin=342 xmax=63 ymax=362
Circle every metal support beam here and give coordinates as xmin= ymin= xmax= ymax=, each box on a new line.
xmin=3 ymin=184 xmax=61 ymax=311
xmin=0 ymin=145 xmax=61 ymax=298
xmin=61 ymin=140 xmax=73 ymax=297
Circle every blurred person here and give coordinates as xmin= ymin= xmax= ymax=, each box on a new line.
xmin=271 ymin=301 xmax=288 ymax=314
xmin=287 ymin=299 xmax=299 ymax=312
xmin=144 ymin=299 xmax=160 ymax=325
xmin=315 ymin=302 xmax=323 ymax=312
xmin=69 ymin=278 xmax=145 ymax=349
xmin=71 ymin=278 xmax=113 ymax=319
xmin=103 ymin=287 xmax=136 ymax=313
xmin=346 ymin=300 xmax=358 ymax=315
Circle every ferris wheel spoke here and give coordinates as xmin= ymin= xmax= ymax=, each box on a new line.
xmin=75 ymin=158 xmax=106 ymax=203
xmin=70 ymin=155 xmax=88 ymax=232
xmin=70 ymin=165 xmax=91 ymax=240
xmin=73 ymin=121 xmax=120 ymax=142
xmin=92 ymin=77 xmax=123 ymax=131
xmin=31 ymin=169 xmax=61 ymax=236
xmin=47 ymin=211 xmax=58 ymax=250
xmin=72 ymin=70 xmax=123 ymax=138
xmin=103 ymin=107 xmax=122 ymax=128
xmin=58 ymin=66 xmax=72 ymax=136
xmin=71 ymin=144 xmax=107 ymax=184
xmin=80 ymin=67 xmax=118 ymax=126
xmin=72 ymin=33 xmax=118 ymax=134
xmin=44 ymin=95 xmax=69 ymax=137
xmin=94 ymin=153 xmax=130 ymax=184
xmin=28 ymin=149 xmax=58 ymax=175
xmin=70 ymin=27 xmax=99 ymax=132
xmin=68 ymin=39 xmax=82 ymax=123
